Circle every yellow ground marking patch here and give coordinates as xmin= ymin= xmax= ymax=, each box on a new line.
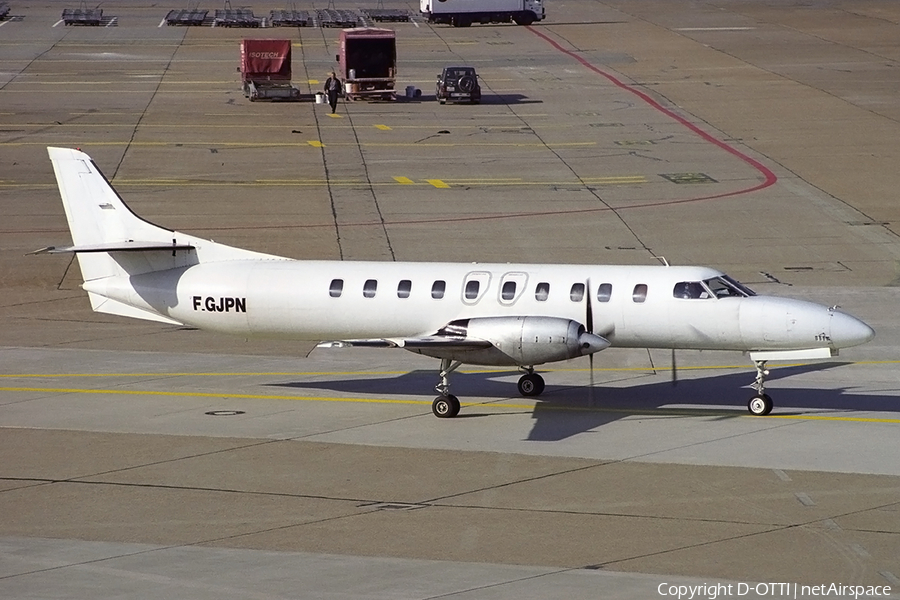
xmin=307 ymin=140 xmax=324 ymax=147
xmin=426 ymin=179 xmax=450 ymax=188
xmin=393 ymin=176 xmax=414 ymax=184
xmin=374 ymin=124 xmax=391 ymax=130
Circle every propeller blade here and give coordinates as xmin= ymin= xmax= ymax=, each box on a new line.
xmin=585 ymin=278 xmax=593 ymax=333
xmin=671 ymin=348 xmax=678 ymax=386
xmin=586 ymin=278 xmax=595 ymax=406
xmin=589 ymin=352 xmax=595 ymax=406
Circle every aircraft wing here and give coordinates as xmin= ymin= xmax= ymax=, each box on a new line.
xmin=317 ymin=337 xmax=493 ymax=350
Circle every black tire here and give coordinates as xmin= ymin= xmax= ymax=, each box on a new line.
xmin=432 ymin=394 xmax=460 ymax=418
xmin=517 ymin=373 xmax=545 ymax=397
xmin=513 ymin=12 xmax=535 ymax=26
xmin=748 ymin=394 xmax=773 ymax=416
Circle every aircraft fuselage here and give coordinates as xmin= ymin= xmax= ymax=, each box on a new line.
xmin=83 ymin=259 xmax=871 ymax=360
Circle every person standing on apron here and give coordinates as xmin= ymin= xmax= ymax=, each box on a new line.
xmin=324 ymin=71 xmax=342 ymax=114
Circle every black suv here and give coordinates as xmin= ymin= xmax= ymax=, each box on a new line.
xmin=436 ymin=66 xmax=481 ymax=104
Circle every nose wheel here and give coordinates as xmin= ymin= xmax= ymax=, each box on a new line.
xmin=747 ymin=360 xmax=774 ymax=416
xmin=748 ymin=393 xmax=773 ymax=416
xmin=432 ymin=358 xmax=463 ymax=418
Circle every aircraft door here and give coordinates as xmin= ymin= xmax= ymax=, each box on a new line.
xmin=498 ymin=272 xmax=528 ymax=305
xmin=620 ymin=282 xmax=672 ymax=346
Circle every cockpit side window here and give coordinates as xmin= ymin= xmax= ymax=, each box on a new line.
xmin=673 ymin=281 xmax=710 ymax=300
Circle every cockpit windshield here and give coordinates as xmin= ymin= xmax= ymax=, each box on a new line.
xmin=704 ymin=275 xmax=756 ymax=298
xmin=673 ymin=275 xmax=756 ymax=300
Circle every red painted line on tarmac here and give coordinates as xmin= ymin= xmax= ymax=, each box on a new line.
xmin=176 ymin=28 xmax=778 ymax=232
xmin=526 ymin=25 xmax=778 ymax=204
xmin=15 ymin=33 xmax=778 ymax=236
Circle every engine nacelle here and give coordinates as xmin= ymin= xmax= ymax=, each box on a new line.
xmin=429 ymin=316 xmax=609 ymax=366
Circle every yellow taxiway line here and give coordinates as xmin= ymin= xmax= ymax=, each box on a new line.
xmin=0 ymin=383 xmax=898 ymax=424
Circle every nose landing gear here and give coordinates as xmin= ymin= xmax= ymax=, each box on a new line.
xmin=432 ymin=358 xmax=462 ymax=418
xmin=748 ymin=360 xmax=773 ymax=416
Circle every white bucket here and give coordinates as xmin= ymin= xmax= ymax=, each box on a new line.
xmin=405 ymin=85 xmax=416 ymax=98
xmin=344 ymin=82 xmax=353 ymax=94
xmin=315 ymin=93 xmax=325 ymax=104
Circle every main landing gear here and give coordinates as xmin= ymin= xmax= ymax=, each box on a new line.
xmin=747 ymin=359 xmax=773 ymax=416
xmin=431 ymin=360 xmax=545 ymax=418
xmin=517 ymin=367 xmax=545 ymax=396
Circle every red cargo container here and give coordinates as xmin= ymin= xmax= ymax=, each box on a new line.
xmin=240 ymin=39 xmax=300 ymax=101
xmin=337 ymin=28 xmax=396 ymax=101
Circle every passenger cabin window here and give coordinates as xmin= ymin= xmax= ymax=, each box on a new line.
xmin=570 ymin=283 xmax=585 ymax=302
xmin=597 ymin=283 xmax=612 ymax=303
xmin=329 ymin=279 xmax=343 ymax=298
xmin=535 ymin=282 xmax=550 ymax=302
xmin=363 ymin=279 xmax=377 ymax=298
xmin=431 ymin=280 xmax=446 ymax=299
xmin=465 ymin=280 xmax=480 ymax=300
xmin=397 ymin=279 xmax=412 ymax=299
xmin=501 ymin=281 xmax=516 ymax=301
xmin=673 ymin=281 xmax=709 ymax=300
xmin=632 ymin=284 xmax=648 ymax=303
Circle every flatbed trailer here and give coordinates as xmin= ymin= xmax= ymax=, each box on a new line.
xmin=240 ymin=39 xmax=300 ymax=101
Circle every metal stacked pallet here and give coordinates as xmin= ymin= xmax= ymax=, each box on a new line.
xmin=214 ymin=8 xmax=259 ymax=27
xmin=61 ymin=7 xmax=103 ymax=25
xmin=164 ymin=9 xmax=208 ymax=25
xmin=316 ymin=9 xmax=358 ymax=28
xmin=359 ymin=9 xmax=409 ymax=22
xmin=269 ymin=9 xmax=310 ymax=27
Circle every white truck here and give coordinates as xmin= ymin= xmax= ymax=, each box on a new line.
xmin=420 ymin=0 xmax=544 ymax=27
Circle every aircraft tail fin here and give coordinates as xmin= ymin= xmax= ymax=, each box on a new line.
xmin=46 ymin=147 xmax=284 ymax=282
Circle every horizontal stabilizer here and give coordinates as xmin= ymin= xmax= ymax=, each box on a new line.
xmin=31 ymin=241 xmax=196 ymax=255
xmin=87 ymin=292 xmax=185 ymax=326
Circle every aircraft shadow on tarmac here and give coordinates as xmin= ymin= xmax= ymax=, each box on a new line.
xmin=269 ymin=362 xmax=898 ymax=441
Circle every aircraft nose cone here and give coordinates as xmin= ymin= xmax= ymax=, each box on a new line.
xmin=579 ymin=332 xmax=610 ymax=355
xmin=830 ymin=310 xmax=875 ymax=348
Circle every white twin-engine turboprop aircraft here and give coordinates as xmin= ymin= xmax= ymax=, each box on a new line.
xmin=38 ymin=147 xmax=875 ymax=418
